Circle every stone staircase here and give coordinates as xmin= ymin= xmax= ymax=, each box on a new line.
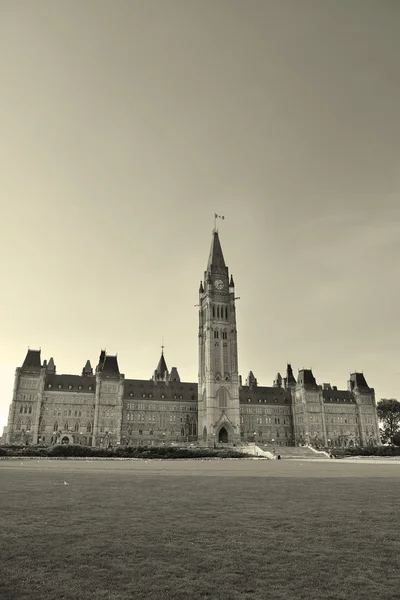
xmin=258 ymin=445 xmax=329 ymax=459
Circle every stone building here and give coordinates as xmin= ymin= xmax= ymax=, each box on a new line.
xmin=4 ymin=230 xmax=380 ymax=448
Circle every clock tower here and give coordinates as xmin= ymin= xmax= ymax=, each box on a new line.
xmin=198 ymin=230 xmax=241 ymax=445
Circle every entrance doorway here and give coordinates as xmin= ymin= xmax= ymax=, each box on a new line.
xmin=61 ymin=436 xmax=70 ymax=445
xmin=218 ymin=427 xmax=228 ymax=443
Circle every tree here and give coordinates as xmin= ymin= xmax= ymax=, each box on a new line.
xmin=377 ymin=399 xmax=400 ymax=444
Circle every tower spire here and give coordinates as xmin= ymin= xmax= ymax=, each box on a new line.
xmin=207 ymin=229 xmax=226 ymax=270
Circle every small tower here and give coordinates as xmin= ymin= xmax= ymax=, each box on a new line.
xmin=82 ymin=360 xmax=93 ymax=376
xmin=153 ymin=347 xmax=169 ymax=383
xmin=46 ymin=357 xmax=56 ymax=374
xmin=246 ymin=371 xmax=257 ymax=390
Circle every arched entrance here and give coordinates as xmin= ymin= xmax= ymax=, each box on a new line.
xmin=218 ymin=427 xmax=228 ymax=443
xmin=61 ymin=436 xmax=70 ymax=445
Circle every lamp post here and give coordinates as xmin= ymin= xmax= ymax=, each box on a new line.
xmin=213 ymin=433 xmax=216 ymax=448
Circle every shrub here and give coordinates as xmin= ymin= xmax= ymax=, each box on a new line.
xmin=331 ymin=445 xmax=400 ymax=458
xmin=47 ymin=444 xmax=93 ymax=457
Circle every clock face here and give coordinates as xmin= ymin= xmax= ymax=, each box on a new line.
xmin=215 ymin=279 xmax=224 ymax=290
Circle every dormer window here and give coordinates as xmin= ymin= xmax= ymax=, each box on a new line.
xmin=48 ymin=384 xmax=52 ymax=389
xmin=88 ymin=386 xmax=92 ymax=391
xmin=161 ymin=394 xmax=165 ymax=399
xmin=247 ymin=398 xmax=251 ymax=403
xmin=68 ymin=385 xmax=72 ymax=390
xmin=129 ymin=392 xmax=133 ymax=397
xmin=58 ymin=384 xmax=62 ymax=389
xmin=142 ymin=393 xmax=146 ymax=398
xmin=78 ymin=385 xmax=82 ymax=390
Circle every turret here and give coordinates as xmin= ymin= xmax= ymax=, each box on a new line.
xmin=246 ymin=371 xmax=257 ymax=389
xmin=82 ymin=360 xmax=93 ymax=376
xmin=153 ymin=349 xmax=169 ymax=382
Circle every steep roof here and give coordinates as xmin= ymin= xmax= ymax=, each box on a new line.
xmin=82 ymin=360 xmax=93 ymax=376
xmin=45 ymin=374 xmax=96 ymax=392
xmin=102 ymin=355 xmax=120 ymax=376
xmin=155 ymin=352 xmax=168 ymax=379
xmin=286 ymin=364 xmax=296 ymax=385
xmin=124 ymin=380 xmax=196 ymax=401
xmin=322 ymin=389 xmax=354 ymax=404
xmin=207 ymin=231 xmax=226 ymax=270
xmin=349 ymin=372 xmax=370 ymax=390
xmin=297 ymin=369 xmax=317 ymax=388
xmin=21 ymin=349 xmax=42 ymax=372
xmin=240 ymin=385 xmax=292 ymax=406
xmin=46 ymin=357 xmax=56 ymax=373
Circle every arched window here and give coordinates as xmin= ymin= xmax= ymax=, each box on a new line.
xmin=218 ymin=388 xmax=228 ymax=408
xmin=16 ymin=420 xmax=21 ymax=431
xmin=86 ymin=422 xmax=92 ymax=433
xmin=217 ymin=306 xmax=220 ymax=319
xmin=24 ymin=406 xmax=28 ymax=414
xmin=225 ymin=307 xmax=228 ymax=320
xmin=212 ymin=305 xmax=215 ymax=318
xmin=214 ymin=330 xmax=219 ymax=339
xmin=19 ymin=405 xmax=23 ymax=413
xmin=39 ymin=419 xmax=45 ymax=432
xmin=74 ymin=422 xmax=80 ymax=432
xmin=100 ymin=422 xmax=104 ymax=433
xmin=26 ymin=420 xmax=32 ymax=431
xmin=202 ymin=389 xmax=207 ymax=409
xmin=64 ymin=421 xmax=69 ymax=431
xmin=28 ymin=405 xmax=32 ymax=414
xmin=54 ymin=422 xmax=58 ymax=432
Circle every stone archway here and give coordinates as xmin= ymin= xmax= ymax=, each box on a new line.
xmin=218 ymin=427 xmax=228 ymax=443
xmin=61 ymin=436 xmax=70 ymax=445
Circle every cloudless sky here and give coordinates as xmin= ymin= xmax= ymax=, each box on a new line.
xmin=1 ymin=0 xmax=399 ymax=430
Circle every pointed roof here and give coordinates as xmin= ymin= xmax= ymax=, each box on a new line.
xmin=21 ymin=349 xmax=42 ymax=371
xmin=207 ymin=231 xmax=226 ymax=270
xmin=47 ymin=357 xmax=56 ymax=373
xmin=286 ymin=364 xmax=296 ymax=386
xmin=82 ymin=360 xmax=93 ymax=376
xmin=169 ymin=367 xmax=180 ymax=382
xmin=155 ymin=351 xmax=168 ymax=379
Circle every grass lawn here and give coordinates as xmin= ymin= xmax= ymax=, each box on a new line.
xmin=0 ymin=459 xmax=399 ymax=600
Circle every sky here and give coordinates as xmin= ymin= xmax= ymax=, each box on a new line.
xmin=1 ymin=0 xmax=399 ymax=431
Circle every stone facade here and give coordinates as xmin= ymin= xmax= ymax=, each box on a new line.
xmin=4 ymin=230 xmax=380 ymax=448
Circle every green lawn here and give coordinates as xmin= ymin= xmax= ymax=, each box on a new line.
xmin=0 ymin=459 xmax=399 ymax=600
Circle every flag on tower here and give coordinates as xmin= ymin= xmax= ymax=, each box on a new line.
xmin=214 ymin=213 xmax=224 ymax=220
